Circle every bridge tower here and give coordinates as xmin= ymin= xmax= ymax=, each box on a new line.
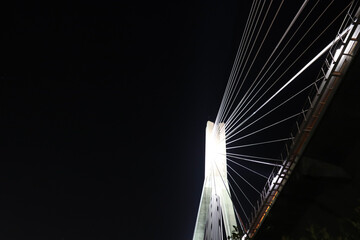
xmin=193 ymin=121 xmax=238 ymax=240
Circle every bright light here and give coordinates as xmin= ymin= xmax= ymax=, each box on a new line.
xmin=333 ymin=48 xmax=342 ymax=62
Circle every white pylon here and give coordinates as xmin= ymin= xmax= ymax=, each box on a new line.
xmin=193 ymin=121 xmax=237 ymax=240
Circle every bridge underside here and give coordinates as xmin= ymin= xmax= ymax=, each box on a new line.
xmin=253 ymin=20 xmax=360 ymax=240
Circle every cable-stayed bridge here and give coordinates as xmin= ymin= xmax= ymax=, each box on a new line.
xmin=192 ymin=1 xmax=360 ymax=239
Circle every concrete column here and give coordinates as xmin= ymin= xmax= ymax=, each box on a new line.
xmin=193 ymin=121 xmax=237 ymax=240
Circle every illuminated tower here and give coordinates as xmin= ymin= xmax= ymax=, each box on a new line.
xmin=193 ymin=121 xmax=237 ymax=240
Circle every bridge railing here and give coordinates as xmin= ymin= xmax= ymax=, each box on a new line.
xmin=279 ymin=2 xmax=360 ymax=164
xmin=246 ymin=3 xmax=360 ymax=239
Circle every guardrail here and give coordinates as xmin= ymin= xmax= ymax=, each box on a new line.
xmin=244 ymin=3 xmax=360 ymax=239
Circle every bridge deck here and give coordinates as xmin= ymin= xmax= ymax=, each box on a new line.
xmin=245 ymin=10 xmax=360 ymax=239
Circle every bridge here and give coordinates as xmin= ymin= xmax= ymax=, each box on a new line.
xmin=192 ymin=1 xmax=360 ymax=239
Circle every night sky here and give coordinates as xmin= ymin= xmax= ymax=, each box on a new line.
xmin=2 ymin=1 xmax=354 ymax=239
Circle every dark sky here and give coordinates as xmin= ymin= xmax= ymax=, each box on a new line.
xmin=2 ymin=1 xmax=353 ymax=239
